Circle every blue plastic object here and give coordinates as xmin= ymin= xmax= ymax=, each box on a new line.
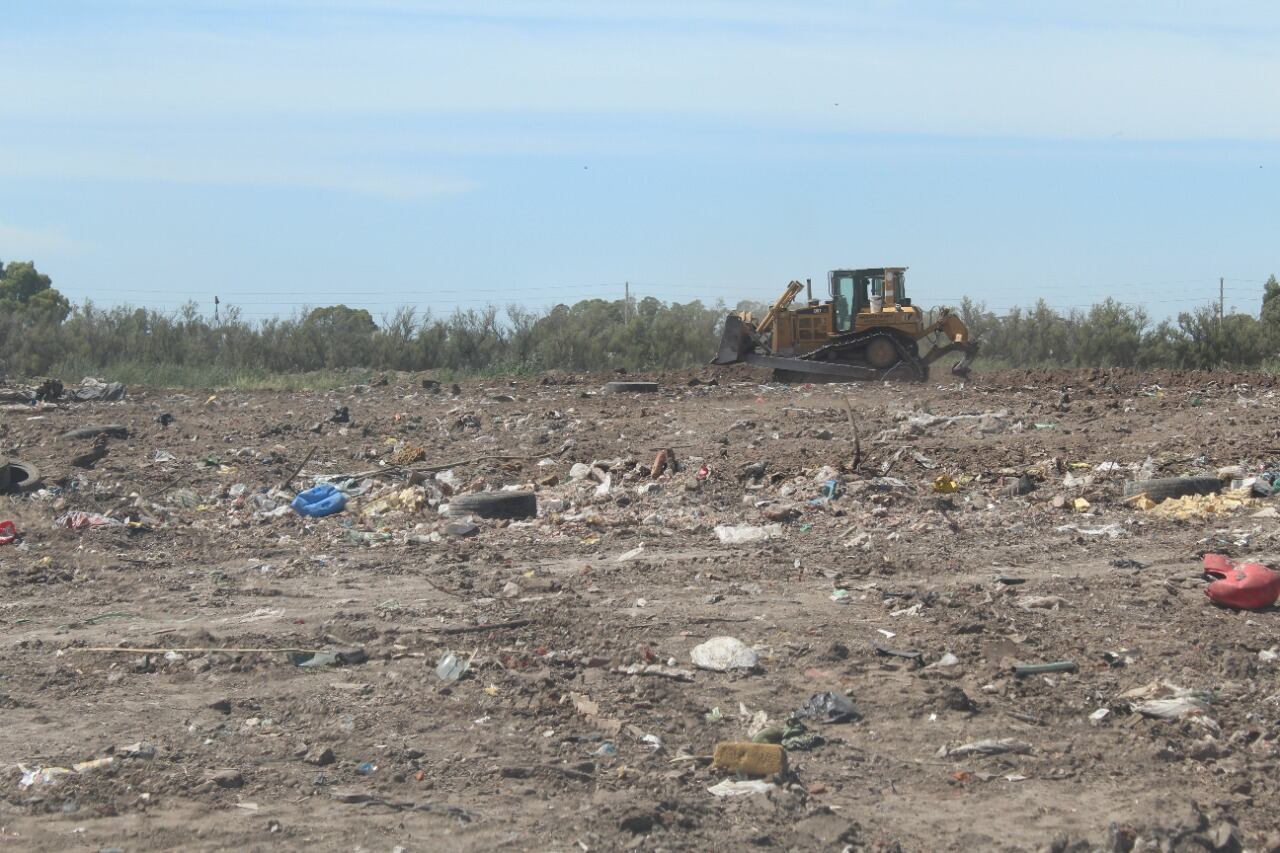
xmin=291 ymin=483 xmax=346 ymax=517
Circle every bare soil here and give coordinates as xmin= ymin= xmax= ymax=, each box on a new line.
xmin=2 ymin=367 xmax=1280 ymax=852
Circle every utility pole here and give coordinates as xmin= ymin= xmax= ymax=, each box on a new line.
xmin=1219 ymin=277 xmax=1225 ymax=323
xmin=624 ymin=281 xmax=630 ymax=321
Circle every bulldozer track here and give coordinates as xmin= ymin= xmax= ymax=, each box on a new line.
xmin=793 ymin=329 xmax=928 ymax=382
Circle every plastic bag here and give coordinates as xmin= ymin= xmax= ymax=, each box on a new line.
xmin=291 ymin=483 xmax=347 ymax=518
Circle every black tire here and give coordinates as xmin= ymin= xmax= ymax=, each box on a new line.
xmin=604 ymin=381 xmax=659 ymax=394
xmin=1122 ymin=476 xmax=1222 ymax=501
xmin=444 ymin=491 xmax=537 ymax=519
xmin=0 ymin=459 xmax=41 ymax=493
xmin=61 ymin=425 xmax=129 ymax=441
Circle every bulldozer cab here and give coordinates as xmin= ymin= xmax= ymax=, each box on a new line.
xmin=829 ymin=268 xmax=910 ymax=333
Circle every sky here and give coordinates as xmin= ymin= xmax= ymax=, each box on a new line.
xmin=2 ymin=0 xmax=1278 ymax=323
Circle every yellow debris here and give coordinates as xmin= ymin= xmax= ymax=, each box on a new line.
xmin=1144 ymin=489 xmax=1255 ymax=520
xmin=359 ymin=487 xmax=427 ymax=517
xmin=389 ymin=443 xmax=427 ymax=466
xmin=932 ymin=475 xmax=958 ymax=493
xmin=1073 ymin=497 xmax=1091 ymax=513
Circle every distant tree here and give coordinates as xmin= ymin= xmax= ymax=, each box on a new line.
xmin=0 ymin=260 xmax=71 ymax=323
xmin=303 ymin=305 xmax=377 ymax=335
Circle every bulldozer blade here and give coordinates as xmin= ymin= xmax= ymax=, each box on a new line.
xmin=711 ymin=314 xmax=758 ymax=365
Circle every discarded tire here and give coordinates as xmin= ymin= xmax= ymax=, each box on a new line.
xmin=0 ymin=459 xmax=41 ymax=494
xmin=604 ymin=381 xmax=659 ymax=394
xmin=1122 ymin=475 xmax=1222 ymax=502
xmin=445 ymin=491 xmax=537 ymax=520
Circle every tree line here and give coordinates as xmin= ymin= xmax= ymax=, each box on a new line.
xmin=1 ymin=259 xmax=1277 ymax=381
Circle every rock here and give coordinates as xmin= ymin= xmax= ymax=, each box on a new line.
xmin=941 ymin=686 xmax=977 ymax=713
xmin=690 ymin=636 xmax=759 ymax=671
xmin=1207 ymin=821 xmax=1243 ymax=853
xmin=208 ymin=698 xmax=232 ymax=714
xmin=822 ymin=641 xmax=849 ymax=661
xmin=444 ymin=520 xmax=479 ymax=538
xmin=795 ymin=812 xmax=863 ymax=847
xmin=208 ymin=769 xmax=244 ymax=789
xmin=618 ymin=809 xmax=662 ymax=835
xmin=712 ymin=742 xmax=787 ymax=776
xmin=304 ymin=747 xmax=336 ymax=767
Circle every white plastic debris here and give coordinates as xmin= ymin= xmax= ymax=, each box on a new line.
xmin=690 ymin=636 xmax=759 ymax=672
xmin=1055 ymin=523 xmax=1125 ymax=538
xmin=939 ymin=738 xmax=1032 ymax=758
xmin=713 ymin=524 xmax=783 ymax=544
xmin=569 ymin=463 xmax=592 ymax=481
xmin=615 ymin=543 xmax=645 ymax=562
xmin=1089 ymin=708 xmax=1111 ymax=725
xmin=708 ymin=779 xmax=777 ymax=797
xmin=1133 ymin=697 xmax=1211 ymax=722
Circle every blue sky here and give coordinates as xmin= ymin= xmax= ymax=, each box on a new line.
xmin=2 ymin=0 xmax=1277 ymax=322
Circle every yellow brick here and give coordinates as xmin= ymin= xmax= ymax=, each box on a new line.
xmin=712 ymin=742 xmax=787 ymax=777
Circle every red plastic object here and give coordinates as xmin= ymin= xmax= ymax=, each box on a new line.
xmin=1204 ymin=554 xmax=1280 ymax=610
xmin=0 ymin=520 xmax=16 ymax=545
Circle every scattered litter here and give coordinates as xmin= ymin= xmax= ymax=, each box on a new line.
xmin=1143 ymin=490 xmax=1254 ymax=520
xmin=707 ymin=779 xmax=777 ymax=797
xmin=1013 ymin=661 xmax=1077 ymax=677
xmin=712 ymin=742 xmax=787 ymax=776
xmin=56 ymin=511 xmax=123 ymax=530
xmin=436 ymin=651 xmax=472 ymax=682
xmin=939 ymin=738 xmax=1032 ymax=758
xmin=292 ymin=649 xmax=367 ymax=668
xmin=1133 ymin=697 xmax=1213 ymax=723
xmin=1016 ymin=595 xmax=1070 ymax=611
xmin=932 ymin=475 xmax=958 ymax=494
xmin=714 ymin=524 xmax=783 ymax=544
xmin=1055 ymin=522 xmax=1124 ymax=538
xmin=292 ymin=484 xmax=347 ymax=518
xmin=18 ymin=765 xmax=73 ymax=788
xmin=1203 ymin=554 xmax=1280 ymax=610
xmin=690 ymin=636 xmax=759 ymax=672
xmin=0 ymin=520 xmax=16 ymax=545
xmin=616 ymin=543 xmax=645 ymax=562
xmin=794 ymin=692 xmax=861 ymax=724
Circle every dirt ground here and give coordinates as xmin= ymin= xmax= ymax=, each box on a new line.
xmin=2 ymin=367 xmax=1280 ymax=852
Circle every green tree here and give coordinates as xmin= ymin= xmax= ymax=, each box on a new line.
xmin=0 ymin=260 xmax=71 ymax=323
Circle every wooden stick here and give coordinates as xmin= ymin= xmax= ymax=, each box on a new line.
xmin=277 ymin=447 xmax=317 ymax=491
xmin=336 ymin=453 xmax=532 ymax=481
xmin=843 ymin=397 xmax=863 ymax=472
xmin=432 ymin=618 xmax=531 ymax=635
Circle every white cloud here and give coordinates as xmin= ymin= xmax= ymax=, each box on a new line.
xmin=0 ymin=223 xmax=83 ymax=256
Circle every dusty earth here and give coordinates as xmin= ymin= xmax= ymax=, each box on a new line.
xmin=2 ymin=367 xmax=1280 ymax=852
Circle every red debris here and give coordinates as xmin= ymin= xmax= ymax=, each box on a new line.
xmin=1204 ymin=554 xmax=1280 ymax=610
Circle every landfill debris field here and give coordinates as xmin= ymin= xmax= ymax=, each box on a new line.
xmin=4 ymin=369 xmax=1280 ymax=852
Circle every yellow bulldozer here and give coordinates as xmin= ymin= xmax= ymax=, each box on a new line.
xmin=712 ymin=267 xmax=978 ymax=382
